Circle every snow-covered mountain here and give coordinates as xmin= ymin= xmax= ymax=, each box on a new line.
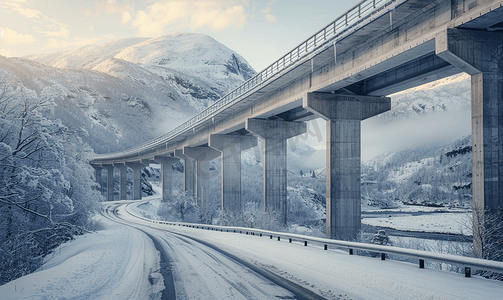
xmin=373 ymin=73 xmax=471 ymax=122
xmin=27 ymin=33 xmax=255 ymax=112
xmin=2 ymin=33 xmax=256 ymax=153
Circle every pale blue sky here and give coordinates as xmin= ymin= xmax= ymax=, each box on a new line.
xmin=0 ymin=0 xmax=357 ymax=71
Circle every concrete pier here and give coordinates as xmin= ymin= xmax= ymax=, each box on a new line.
xmin=183 ymin=147 xmax=220 ymax=213
xmin=113 ymin=163 xmax=128 ymax=201
xmin=91 ymin=165 xmax=102 ymax=194
xmin=102 ymin=164 xmax=114 ymax=201
xmin=209 ymin=134 xmax=258 ymax=215
xmin=436 ymin=28 xmax=503 ymax=257
xmin=125 ymin=162 xmax=143 ymax=200
xmin=246 ymin=118 xmax=306 ymax=224
xmin=304 ymin=92 xmax=390 ymax=240
xmin=174 ymin=149 xmax=196 ymax=196
xmin=153 ymin=156 xmax=179 ymax=202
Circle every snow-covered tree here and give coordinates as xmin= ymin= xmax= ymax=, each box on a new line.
xmin=0 ymin=78 xmax=101 ymax=284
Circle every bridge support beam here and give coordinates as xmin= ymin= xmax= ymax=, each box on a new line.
xmin=91 ymin=165 xmax=103 ymax=195
xmin=113 ymin=163 xmax=128 ymax=201
xmin=436 ymin=28 xmax=503 ymax=258
xmin=183 ymin=147 xmax=220 ymax=214
xmin=304 ymin=92 xmax=390 ymax=240
xmin=153 ymin=156 xmax=179 ymax=202
xmin=102 ymin=164 xmax=115 ymax=201
xmin=125 ymin=162 xmax=143 ymax=200
xmin=175 ymin=149 xmax=196 ymax=196
xmin=246 ymin=118 xmax=306 ymax=224
xmin=209 ymin=134 xmax=258 ymax=216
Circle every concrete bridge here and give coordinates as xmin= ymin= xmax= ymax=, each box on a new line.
xmin=90 ymin=0 xmax=503 ymax=251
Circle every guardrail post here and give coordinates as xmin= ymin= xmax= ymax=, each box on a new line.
xmin=465 ymin=267 xmax=471 ymax=278
xmin=381 ymin=253 xmax=386 ymax=261
xmin=419 ymin=259 xmax=425 ymax=269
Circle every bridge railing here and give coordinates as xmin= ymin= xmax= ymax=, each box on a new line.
xmin=123 ymin=203 xmax=503 ymax=278
xmin=91 ymin=0 xmax=397 ymax=162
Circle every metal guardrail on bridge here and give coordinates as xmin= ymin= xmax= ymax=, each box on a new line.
xmin=92 ymin=0 xmax=402 ymax=162
xmin=123 ymin=202 xmax=503 ymax=279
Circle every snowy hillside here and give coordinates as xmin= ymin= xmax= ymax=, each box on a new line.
xmin=361 ymin=135 xmax=472 ymax=209
xmin=4 ymin=33 xmax=256 ymax=153
xmin=0 ymin=56 xmax=194 ymax=153
xmin=373 ymin=73 xmax=471 ymax=122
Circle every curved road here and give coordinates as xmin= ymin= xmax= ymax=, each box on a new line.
xmin=101 ymin=202 xmax=330 ymax=300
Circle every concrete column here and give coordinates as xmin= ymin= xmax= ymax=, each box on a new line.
xmin=125 ymin=162 xmax=142 ymax=200
xmin=153 ymin=156 xmax=179 ymax=202
xmin=436 ymin=28 xmax=503 ymax=258
xmin=91 ymin=165 xmax=103 ymax=194
xmin=102 ymin=164 xmax=115 ymax=201
xmin=209 ymin=134 xmax=258 ymax=215
xmin=246 ymin=118 xmax=307 ymax=224
xmin=183 ymin=147 xmax=220 ymax=213
xmin=304 ymin=92 xmax=390 ymax=240
xmin=174 ymin=149 xmax=195 ymax=196
xmin=113 ymin=163 xmax=128 ymax=201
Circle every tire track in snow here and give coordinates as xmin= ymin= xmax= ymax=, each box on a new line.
xmin=103 ymin=202 xmax=327 ymax=299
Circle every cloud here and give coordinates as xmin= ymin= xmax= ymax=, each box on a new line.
xmin=82 ymin=0 xmax=134 ymax=16
xmin=13 ymin=6 xmax=42 ymax=18
xmin=264 ymin=13 xmax=276 ymax=23
xmin=36 ymin=26 xmax=70 ymax=38
xmin=0 ymin=27 xmax=36 ymax=45
xmin=5 ymin=1 xmax=42 ymax=18
xmin=120 ymin=11 xmax=132 ymax=25
xmin=132 ymin=1 xmax=248 ymax=36
xmin=259 ymin=1 xmax=276 ymax=23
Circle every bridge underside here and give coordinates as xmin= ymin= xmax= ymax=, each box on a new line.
xmin=91 ymin=0 xmax=503 ymax=253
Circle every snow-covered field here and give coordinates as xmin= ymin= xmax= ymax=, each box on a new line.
xmin=1 ymin=199 xmax=501 ymax=299
xmin=362 ymin=211 xmax=472 ymax=235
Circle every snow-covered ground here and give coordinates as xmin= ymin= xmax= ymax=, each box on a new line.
xmin=362 ymin=212 xmax=472 ymax=235
xmin=2 ymin=199 xmax=501 ymax=299
xmin=0 ymin=213 xmax=163 ymax=299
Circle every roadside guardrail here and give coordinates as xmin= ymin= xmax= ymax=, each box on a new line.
xmin=123 ymin=202 xmax=503 ymax=278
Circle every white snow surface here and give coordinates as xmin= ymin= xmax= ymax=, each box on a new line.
xmin=1 ymin=198 xmax=500 ymax=299
xmin=362 ymin=212 xmax=472 ymax=235
xmin=0 ymin=215 xmax=163 ymax=300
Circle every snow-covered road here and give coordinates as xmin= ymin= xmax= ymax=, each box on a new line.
xmin=104 ymin=201 xmax=324 ymax=300
xmin=2 ymin=199 xmax=503 ymax=299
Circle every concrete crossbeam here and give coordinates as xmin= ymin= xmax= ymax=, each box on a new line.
xmin=246 ymin=118 xmax=306 ymax=224
xmin=209 ymin=134 xmax=258 ymax=215
xmin=174 ymin=149 xmax=196 ymax=197
xmin=113 ymin=163 xmax=128 ymax=201
xmin=102 ymin=164 xmax=114 ymax=202
xmin=183 ymin=147 xmax=220 ymax=213
xmin=125 ymin=162 xmax=143 ymax=200
xmin=303 ymin=93 xmax=391 ymax=121
xmin=153 ymin=156 xmax=179 ymax=202
xmin=436 ymin=28 xmax=503 ymax=258
xmin=304 ymin=92 xmax=390 ymax=240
